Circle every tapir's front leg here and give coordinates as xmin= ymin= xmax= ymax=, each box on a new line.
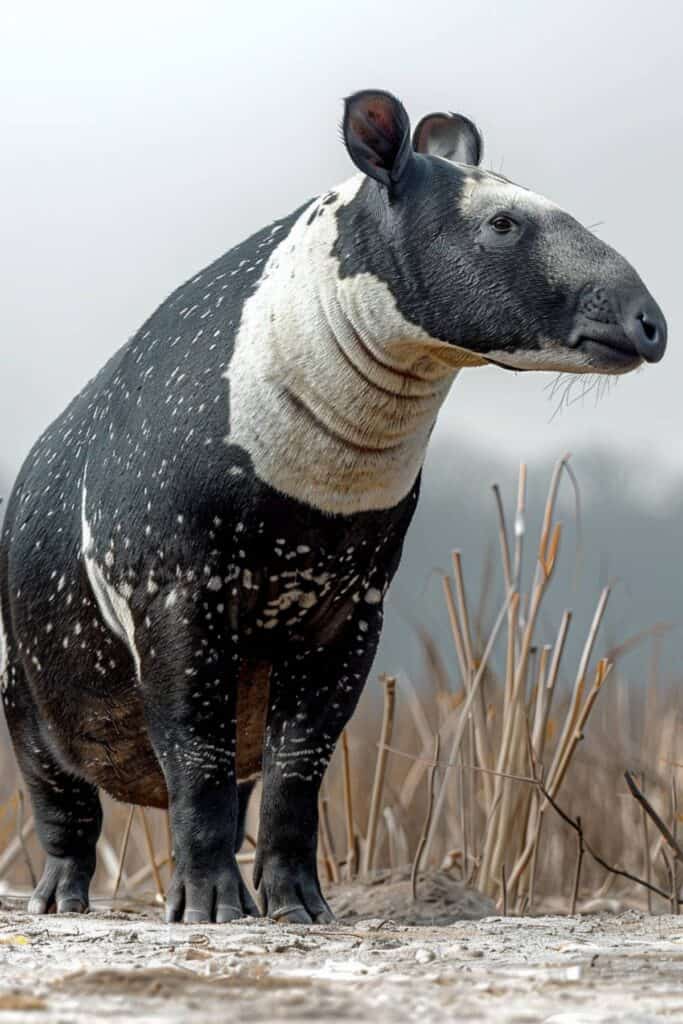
xmin=254 ymin=607 xmax=383 ymax=923
xmin=139 ymin=594 xmax=258 ymax=924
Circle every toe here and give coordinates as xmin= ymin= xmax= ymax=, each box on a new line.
xmin=56 ymin=897 xmax=88 ymax=914
xmin=183 ymin=879 xmax=217 ymax=924
xmin=298 ymin=874 xmax=335 ymax=923
xmin=215 ymin=903 xmax=243 ymax=923
xmin=272 ymin=903 xmax=313 ymax=924
xmin=164 ymin=886 xmax=185 ymax=923
xmin=183 ymin=907 xmax=212 ymax=924
xmin=27 ymin=896 xmax=50 ymax=915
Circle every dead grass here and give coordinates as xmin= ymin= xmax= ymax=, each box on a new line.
xmin=1 ymin=457 xmax=681 ymax=915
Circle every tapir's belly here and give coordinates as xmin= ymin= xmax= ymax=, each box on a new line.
xmin=35 ymin=657 xmax=272 ymax=810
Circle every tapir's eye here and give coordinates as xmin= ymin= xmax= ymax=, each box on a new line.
xmin=489 ymin=214 xmax=516 ymax=234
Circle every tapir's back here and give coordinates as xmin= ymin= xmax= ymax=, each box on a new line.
xmin=3 ymin=204 xmax=305 ymax=593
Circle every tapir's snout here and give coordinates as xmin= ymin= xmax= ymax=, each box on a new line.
xmin=567 ymin=280 xmax=667 ymax=371
xmin=620 ymin=290 xmax=667 ymax=364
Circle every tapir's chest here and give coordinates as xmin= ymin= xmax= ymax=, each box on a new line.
xmin=129 ymin=484 xmax=415 ymax=653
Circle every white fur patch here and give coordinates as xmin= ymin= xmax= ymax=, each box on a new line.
xmin=225 ymin=176 xmax=471 ymax=515
xmin=81 ymin=477 xmax=141 ymax=681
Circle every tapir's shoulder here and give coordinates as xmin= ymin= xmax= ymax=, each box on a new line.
xmin=6 ymin=202 xmax=313 ymax=515
xmin=138 ymin=203 xmax=310 ymax=338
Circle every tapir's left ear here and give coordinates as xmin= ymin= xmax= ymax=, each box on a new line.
xmin=342 ymin=90 xmax=413 ymax=192
xmin=412 ymin=112 xmax=483 ymax=166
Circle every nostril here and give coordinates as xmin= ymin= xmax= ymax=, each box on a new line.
xmin=638 ymin=313 xmax=657 ymax=342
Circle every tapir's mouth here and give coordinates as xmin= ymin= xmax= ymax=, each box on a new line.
xmin=569 ymin=318 xmax=642 ymax=374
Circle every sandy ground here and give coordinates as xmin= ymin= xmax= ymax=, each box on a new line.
xmin=1 ymin=885 xmax=683 ymax=1023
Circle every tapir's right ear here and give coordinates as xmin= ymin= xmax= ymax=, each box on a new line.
xmin=342 ymin=90 xmax=413 ymax=192
xmin=412 ymin=112 xmax=483 ymax=166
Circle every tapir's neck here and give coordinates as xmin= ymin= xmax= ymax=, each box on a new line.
xmin=226 ymin=177 xmax=464 ymax=515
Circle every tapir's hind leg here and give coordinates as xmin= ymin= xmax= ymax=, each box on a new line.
xmin=3 ymin=666 xmax=102 ymax=914
xmin=255 ymin=607 xmax=382 ymax=923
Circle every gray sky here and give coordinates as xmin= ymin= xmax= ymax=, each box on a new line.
xmin=1 ymin=0 xmax=681 ymax=486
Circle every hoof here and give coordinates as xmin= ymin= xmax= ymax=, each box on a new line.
xmin=28 ymin=855 xmax=92 ymax=915
xmin=164 ymin=861 xmax=258 ymax=924
xmin=258 ymin=857 xmax=335 ymax=925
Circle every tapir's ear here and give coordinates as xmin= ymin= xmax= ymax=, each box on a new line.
xmin=412 ymin=112 xmax=483 ymax=166
xmin=342 ymin=90 xmax=413 ymax=191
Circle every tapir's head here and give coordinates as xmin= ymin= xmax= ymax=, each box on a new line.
xmin=339 ymin=90 xmax=667 ymax=374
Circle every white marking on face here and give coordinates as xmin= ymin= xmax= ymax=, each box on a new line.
xmin=455 ymin=168 xmax=560 ymax=218
xmin=81 ymin=476 xmax=141 ymax=682
xmin=225 ymin=175 xmax=475 ymax=515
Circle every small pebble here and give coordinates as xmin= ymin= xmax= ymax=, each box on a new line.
xmin=414 ymin=948 xmax=435 ymax=964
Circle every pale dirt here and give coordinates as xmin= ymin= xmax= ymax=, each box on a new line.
xmin=1 ymin=875 xmax=682 ymax=1023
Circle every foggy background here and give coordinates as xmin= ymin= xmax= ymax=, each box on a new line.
xmin=2 ymin=0 xmax=682 ymax=685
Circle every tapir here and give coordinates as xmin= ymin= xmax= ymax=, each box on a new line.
xmin=0 ymin=90 xmax=667 ymax=924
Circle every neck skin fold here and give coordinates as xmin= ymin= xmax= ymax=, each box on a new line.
xmin=226 ymin=178 xmax=480 ymax=514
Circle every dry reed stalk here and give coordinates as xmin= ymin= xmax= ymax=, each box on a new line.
xmin=452 ymin=552 xmax=494 ymax=771
xmin=340 ymin=729 xmax=357 ymax=880
xmin=550 ymin=658 xmax=612 ymax=801
xmin=513 ymin=462 xmax=527 ymax=587
xmin=423 ymin=591 xmax=514 ymax=868
xmin=530 ymin=644 xmax=550 ymax=754
xmin=138 ymin=808 xmax=164 ymax=902
xmin=0 ymin=796 xmax=14 ymax=830
xmin=0 ymin=814 xmax=35 ymax=881
xmin=491 ymin=483 xmax=512 ymax=593
xmin=16 ymin=790 xmax=35 ymax=888
xmin=318 ymin=795 xmax=339 ymax=884
xmin=672 ymin=776 xmax=679 ymax=913
xmin=538 ymin=612 xmax=572 ymax=755
xmin=570 ymin=815 xmax=584 ymax=914
xmin=512 ymin=646 xmax=550 ymax=908
xmin=458 ymin=751 xmax=469 ymax=879
xmin=505 ymin=657 xmax=611 ymax=897
xmin=624 ymin=771 xmax=683 ymax=863
xmin=639 ymin=772 xmax=653 ymax=914
xmin=662 ymin=848 xmax=678 ymax=914
xmin=399 ymin=709 xmax=459 ymax=811
xmin=533 ymin=453 xmax=571 ymax=590
xmin=442 ymin=573 xmax=481 ymax=839
xmin=546 ymin=588 xmax=610 ymax=798
xmin=481 ymin=576 xmax=549 ymax=892
xmin=442 ymin=575 xmax=469 ymax=685
xmin=361 ymin=675 xmax=396 ymax=878
xmin=112 ymin=805 xmax=135 ymax=899
xmin=501 ymin=863 xmax=508 ymax=915
xmin=527 ymin=791 xmax=546 ymax=914
xmin=411 ymin=734 xmax=440 ymax=901
xmin=383 ymin=806 xmax=409 ymax=869
xmin=125 ymin=856 xmax=172 ymax=889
